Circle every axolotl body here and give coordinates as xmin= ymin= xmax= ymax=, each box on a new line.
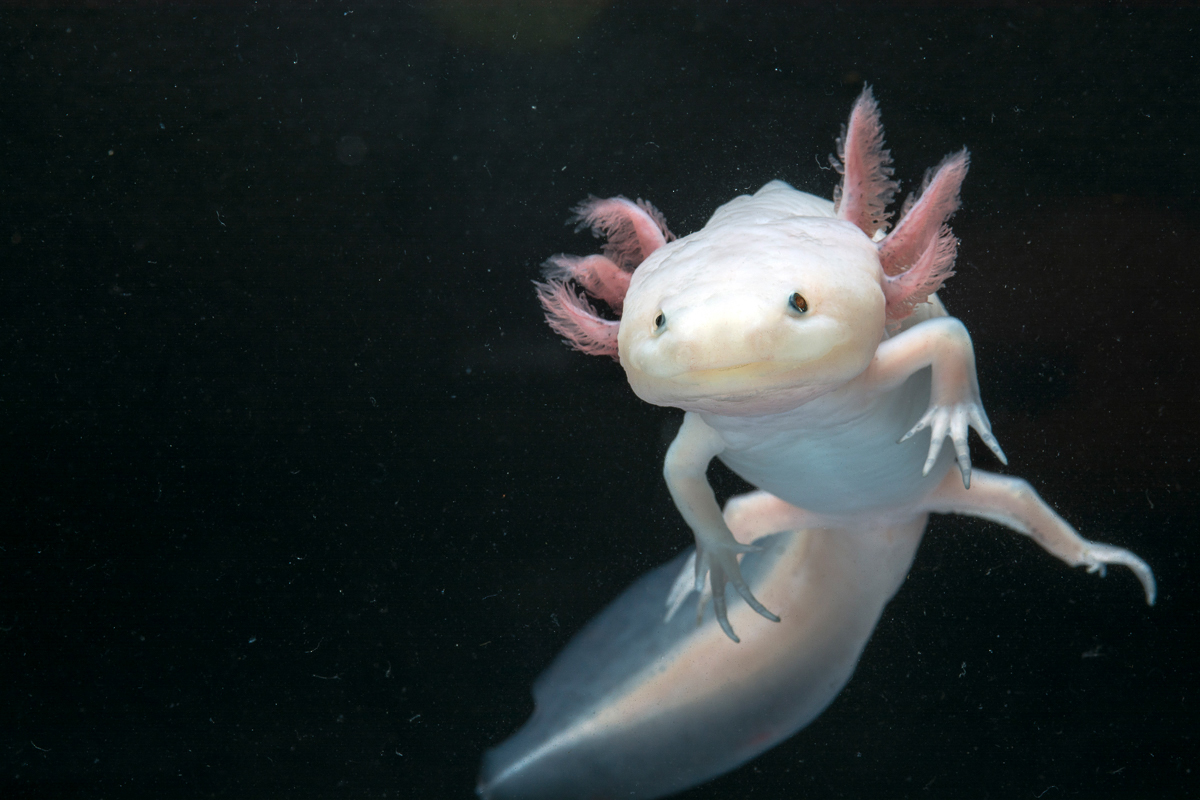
xmin=477 ymin=89 xmax=1155 ymax=800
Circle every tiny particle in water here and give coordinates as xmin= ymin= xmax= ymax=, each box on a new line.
xmin=336 ymin=135 xmax=368 ymax=166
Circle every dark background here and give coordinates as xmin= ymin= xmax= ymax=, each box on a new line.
xmin=2 ymin=2 xmax=1197 ymax=798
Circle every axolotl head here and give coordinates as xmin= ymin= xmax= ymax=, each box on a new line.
xmin=618 ymin=208 xmax=886 ymax=416
xmin=535 ymin=86 xmax=968 ymax=417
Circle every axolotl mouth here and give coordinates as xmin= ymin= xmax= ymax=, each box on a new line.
xmin=676 ymin=360 xmax=805 ymax=387
xmin=665 ymin=361 xmax=838 ymax=408
xmin=641 ymin=357 xmax=795 ymax=382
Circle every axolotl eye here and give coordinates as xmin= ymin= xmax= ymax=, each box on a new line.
xmin=788 ymin=292 xmax=809 ymax=314
xmin=652 ymin=311 xmax=667 ymax=334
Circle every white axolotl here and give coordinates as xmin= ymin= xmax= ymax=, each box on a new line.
xmin=477 ymin=88 xmax=1156 ymax=800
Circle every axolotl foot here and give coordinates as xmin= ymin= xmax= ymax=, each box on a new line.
xmin=900 ymin=400 xmax=1007 ymax=489
xmin=692 ymin=538 xmax=781 ymax=643
xmin=1080 ymin=541 xmax=1157 ymax=605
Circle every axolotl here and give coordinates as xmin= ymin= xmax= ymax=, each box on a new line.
xmin=477 ymin=88 xmax=1156 ymax=800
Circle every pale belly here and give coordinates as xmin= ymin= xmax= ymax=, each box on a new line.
xmin=713 ymin=370 xmax=954 ymax=516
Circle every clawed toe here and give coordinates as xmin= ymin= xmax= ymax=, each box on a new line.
xmin=968 ymin=405 xmax=1007 ymax=464
xmin=902 ymin=401 xmax=1005 ymax=487
xmin=692 ymin=544 xmax=780 ymax=642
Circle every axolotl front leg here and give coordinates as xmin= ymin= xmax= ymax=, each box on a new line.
xmin=866 ymin=314 xmax=1007 ymax=487
xmin=663 ymin=412 xmax=781 ymax=642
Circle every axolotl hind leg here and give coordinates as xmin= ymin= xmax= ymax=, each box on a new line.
xmin=922 ymin=469 xmax=1156 ymax=604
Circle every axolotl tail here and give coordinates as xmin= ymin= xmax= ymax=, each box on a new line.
xmin=476 ymin=502 xmax=926 ymax=800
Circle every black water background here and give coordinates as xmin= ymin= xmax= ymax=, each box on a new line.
xmin=2 ymin=3 xmax=1197 ymax=798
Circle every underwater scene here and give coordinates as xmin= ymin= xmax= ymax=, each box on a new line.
xmin=2 ymin=3 xmax=1197 ymax=798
